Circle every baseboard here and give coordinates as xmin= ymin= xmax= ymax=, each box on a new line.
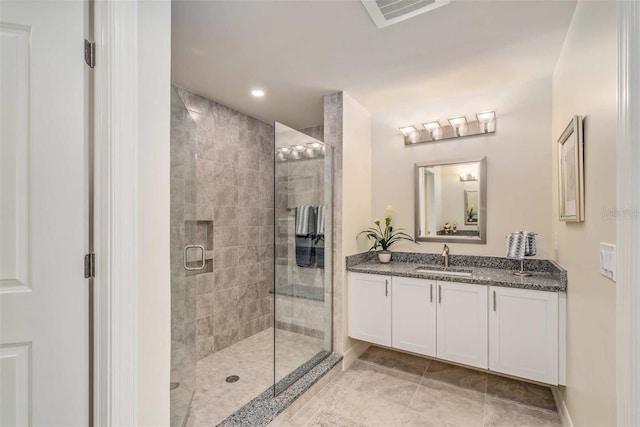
xmin=342 ymin=340 xmax=370 ymax=370
xmin=551 ymin=387 xmax=574 ymax=427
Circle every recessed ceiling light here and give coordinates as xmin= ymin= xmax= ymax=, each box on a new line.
xmin=251 ymin=89 xmax=265 ymax=97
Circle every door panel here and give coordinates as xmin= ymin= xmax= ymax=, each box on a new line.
xmin=348 ymin=273 xmax=391 ymax=346
xmin=436 ymin=281 xmax=488 ymax=369
xmin=489 ymin=287 xmax=558 ymax=384
xmin=392 ymin=277 xmax=436 ymax=356
xmin=0 ymin=2 xmax=88 ymax=425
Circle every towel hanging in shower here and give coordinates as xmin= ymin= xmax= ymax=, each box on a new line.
xmin=315 ymin=205 xmax=325 ymax=269
xmin=295 ymin=205 xmax=316 ymax=267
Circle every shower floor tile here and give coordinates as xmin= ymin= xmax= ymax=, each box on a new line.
xmin=191 ymin=327 xmax=323 ymax=427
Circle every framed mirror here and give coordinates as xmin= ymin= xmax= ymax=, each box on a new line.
xmin=415 ymin=157 xmax=487 ymax=244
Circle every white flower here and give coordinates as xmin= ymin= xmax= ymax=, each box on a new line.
xmin=385 ymin=205 xmax=394 ymax=221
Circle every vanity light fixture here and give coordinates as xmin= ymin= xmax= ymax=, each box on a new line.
xmin=276 ymin=141 xmax=326 ymax=161
xmin=422 ymin=121 xmax=442 ymax=140
xmin=459 ymin=173 xmax=478 ymax=182
xmin=251 ymin=89 xmax=265 ymax=97
xmin=399 ymin=126 xmax=418 ymax=136
xmin=476 ymin=111 xmax=496 ymax=133
xmin=402 ymin=111 xmax=497 ymax=145
xmin=448 ymin=116 xmax=468 ymax=137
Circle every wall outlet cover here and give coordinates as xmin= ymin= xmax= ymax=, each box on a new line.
xmin=599 ymin=242 xmax=616 ymax=282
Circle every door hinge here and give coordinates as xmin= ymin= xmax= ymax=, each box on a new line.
xmin=84 ymin=40 xmax=95 ymax=68
xmin=84 ymin=253 xmax=96 ymax=279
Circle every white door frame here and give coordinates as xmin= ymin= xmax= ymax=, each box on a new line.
xmin=617 ymin=2 xmax=640 ymax=426
xmin=93 ymin=1 xmax=139 ymax=425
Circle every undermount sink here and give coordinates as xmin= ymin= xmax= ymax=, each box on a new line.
xmin=414 ymin=265 xmax=473 ymax=277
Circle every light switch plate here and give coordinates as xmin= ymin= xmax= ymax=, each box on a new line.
xmin=599 ymin=243 xmax=616 ymax=282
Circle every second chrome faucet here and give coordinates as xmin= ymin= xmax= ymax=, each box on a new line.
xmin=442 ymin=244 xmax=450 ymax=268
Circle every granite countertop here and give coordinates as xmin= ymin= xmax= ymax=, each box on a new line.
xmin=347 ymin=261 xmax=566 ymax=292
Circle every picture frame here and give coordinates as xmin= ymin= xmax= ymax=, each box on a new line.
xmin=558 ymin=115 xmax=584 ymax=222
xmin=464 ymin=190 xmax=479 ymax=225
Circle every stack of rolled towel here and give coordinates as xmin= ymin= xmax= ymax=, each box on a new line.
xmin=294 ymin=205 xmax=326 ymax=268
xmin=505 ymin=231 xmax=536 ymax=260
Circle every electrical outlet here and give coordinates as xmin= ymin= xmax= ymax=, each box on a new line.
xmin=599 ymin=243 xmax=616 ymax=282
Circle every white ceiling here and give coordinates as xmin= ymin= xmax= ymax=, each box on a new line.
xmin=171 ymin=0 xmax=576 ymax=129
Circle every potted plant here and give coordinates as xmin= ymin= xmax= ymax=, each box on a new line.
xmin=357 ymin=205 xmax=416 ymax=263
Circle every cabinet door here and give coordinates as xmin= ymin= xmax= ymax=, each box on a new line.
xmin=392 ymin=277 xmax=436 ymax=357
xmin=348 ymin=273 xmax=391 ymax=346
xmin=436 ymin=281 xmax=488 ymax=369
xmin=489 ymin=287 xmax=558 ymax=384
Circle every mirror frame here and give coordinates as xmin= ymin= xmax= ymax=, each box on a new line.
xmin=414 ymin=156 xmax=487 ymax=244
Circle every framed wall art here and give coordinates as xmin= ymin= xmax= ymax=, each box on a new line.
xmin=558 ymin=115 xmax=584 ymax=222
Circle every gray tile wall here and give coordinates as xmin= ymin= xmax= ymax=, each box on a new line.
xmin=174 ymin=86 xmax=275 ymax=360
xmin=323 ymin=92 xmax=344 ymax=354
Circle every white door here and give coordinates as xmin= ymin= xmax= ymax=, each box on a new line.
xmin=348 ymin=273 xmax=391 ymax=346
xmin=0 ymin=2 xmax=88 ymax=426
xmin=436 ymin=281 xmax=488 ymax=369
xmin=392 ymin=276 xmax=436 ymax=356
xmin=489 ymin=287 xmax=559 ymax=384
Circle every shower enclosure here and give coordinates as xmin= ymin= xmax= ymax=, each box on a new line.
xmin=169 ymin=90 xmax=333 ymax=426
xmin=170 ymin=87 xmax=197 ymax=427
xmin=273 ymin=122 xmax=333 ymax=394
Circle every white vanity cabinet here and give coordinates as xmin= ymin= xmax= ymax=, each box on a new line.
xmin=436 ymin=281 xmax=488 ymax=369
xmin=489 ymin=286 xmax=559 ymax=384
xmin=347 ymin=272 xmax=564 ymax=385
xmin=348 ymin=273 xmax=392 ymax=346
xmin=391 ymin=276 xmax=437 ymax=357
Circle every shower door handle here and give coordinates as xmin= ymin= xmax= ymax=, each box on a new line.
xmin=184 ymin=245 xmax=206 ymax=271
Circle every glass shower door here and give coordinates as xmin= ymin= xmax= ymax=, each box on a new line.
xmin=170 ymin=87 xmax=198 ymax=427
xmin=273 ymin=122 xmax=333 ymax=394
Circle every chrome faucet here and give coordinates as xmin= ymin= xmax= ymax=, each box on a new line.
xmin=442 ymin=244 xmax=450 ymax=268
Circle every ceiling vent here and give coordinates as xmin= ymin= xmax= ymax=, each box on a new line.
xmin=361 ymin=0 xmax=450 ymax=29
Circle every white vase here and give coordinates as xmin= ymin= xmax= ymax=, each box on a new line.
xmin=378 ymin=251 xmax=392 ymax=263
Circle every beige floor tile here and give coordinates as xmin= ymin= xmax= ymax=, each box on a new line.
xmin=486 ymin=375 xmax=557 ymax=413
xmin=350 ymin=362 xmax=420 ymax=406
xmin=359 ymin=346 xmax=430 ymax=380
xmin=422 ymin=360 xmax=488 ymax=394
xmin=483 ymin=396 xmax=562 ymax=427
xmin=331 ymin=388 xmax=411 ymax=427
xmin=409 ymin=380 xmax=485 ymax=427
xmin=305 ymin=409 xmax=368 ymax=427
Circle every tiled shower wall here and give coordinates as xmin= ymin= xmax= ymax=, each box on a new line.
xmin=173 ymin=86 xmax=275 ymax=360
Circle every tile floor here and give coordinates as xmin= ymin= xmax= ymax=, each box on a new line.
xmin=190 ymin=328 xmax=323 ymax=427
xmin=280 ymin=346 xmax=562 ymax=427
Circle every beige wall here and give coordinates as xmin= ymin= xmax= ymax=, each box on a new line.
xmin=551 ymin=2 xmax=617 ymax=426
xmin=341 ymin=92 xmax=372 ymax=352
xmin=137 ymin=1 xmax=171 ymax=425
xmin=371 ymin=78 xmax=553 ymax=258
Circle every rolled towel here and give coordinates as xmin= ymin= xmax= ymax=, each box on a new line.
xmin=524 ymin=231 xmax=537 ymax=256
xmin=506 ymin=232 xmax=526 ymax=261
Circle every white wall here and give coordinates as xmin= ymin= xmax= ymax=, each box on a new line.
xmin=341 ymin=92 xmax=372 ymax=352
xmin=551 ymin=2 xmax=617 ymax=426
xmin=371 ymin=78 xmax=553 ymax=257
xmin=137 ymin=1 xmax=171 ymax=425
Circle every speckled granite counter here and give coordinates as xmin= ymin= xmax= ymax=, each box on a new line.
xmin=346 ymin=252 xmax=567 ymax=292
